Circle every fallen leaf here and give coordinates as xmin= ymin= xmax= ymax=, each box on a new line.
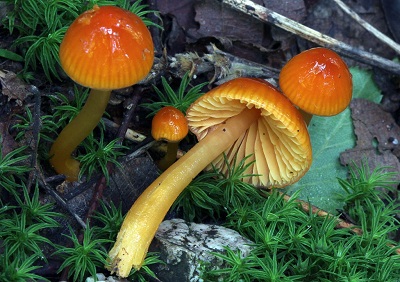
xmin=0 ymin=70 xmax=31 ymax=106
xmin=188 ymin=0 xmax=265 ymax=46
xmin=0 ymin=122 xmax=19 ymax=157
xmin=339 ymin=99 xmax=400 ymax=189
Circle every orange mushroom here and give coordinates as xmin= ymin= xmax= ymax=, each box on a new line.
xmin=49 ymin=5 xmax=154 ymax=181
xmin=151 ymin=106 xmax=189 ymax=170
xmin=107 ymin=78 xmax=312 ymax=277
xmin=279 ymin=47 xmax=352 ymax=124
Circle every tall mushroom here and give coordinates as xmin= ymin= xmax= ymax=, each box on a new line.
xmin=49 ymin=5 xmax=154 ymax=181
xmin=107 ymin=77 xmax=312 ymax=277
xmin=279 ymin=47 xmax=352 ymax=124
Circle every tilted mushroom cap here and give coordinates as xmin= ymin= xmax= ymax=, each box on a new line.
xmin=186 ymin=77 xmax=312 ymax=188
xmin=59 ymin=5 xmax=154 ymax=90
xmin=279 ymin=47 xmax=352 ymax=116
xmin=152 ymin=106 xmax=189 ymax=142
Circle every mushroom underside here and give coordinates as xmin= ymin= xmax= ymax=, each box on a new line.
xmin=188 ymin=97 xmax=311 ymax=188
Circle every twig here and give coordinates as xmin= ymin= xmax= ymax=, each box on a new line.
xmin=37 ymin=172 xmax=86 ymax=229
xmin=116 ymin=90 xmax=143 ymax=145
xmin=279 ymin=192 xmax=363 ymax=235
xmin=102 ymin=118 xmax=146 ymax=142
xmin=280 ymin=192 xmax=400 ymax=255
xmin=216 ymin=0 xmax=400 ymax=75
xmin=125 ymin=139 xmax=156 ymax=162
xmin=85 ymin=89 xmax=144 ymax=221
xmin=85 ymin=167 xmax=110 ymax=221
xmin=333 ymin=0 xmax=400 ymax=55
xmin=168 ymin=45 xmax=280 ymax=84
xmin=26 ymin=86 xmax=41 ymax=191
xmin=206 ymin=44 xmax=280 ymax=83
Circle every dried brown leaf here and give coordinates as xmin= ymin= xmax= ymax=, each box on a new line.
xmin=340 ymin=99 xmax=400 ymax=187
xmin=0 ymin=70 xmax=31 ymax=106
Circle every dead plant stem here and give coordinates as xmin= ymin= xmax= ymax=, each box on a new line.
xmin=332 ymin=0 xmax=400 ymax=55
xmin=216 ymin=0 xmax=400 ymax=75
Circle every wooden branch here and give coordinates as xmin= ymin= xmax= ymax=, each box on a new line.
xmin=38 ymin=173 xmax=87 ymax=229
xmin=279 ymin=192 xmax=363 ymax=235
xmin=281 ymin=192 xmax=400 ymax=254
xmin=102 ymin=118 xmax=146 ymax=143
xmin=216 ymin=0 xmax=400 ymax=75
xmin=333 ymin=0 xmax=400 ymax=55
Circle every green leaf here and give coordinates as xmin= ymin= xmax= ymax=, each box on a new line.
xmin=350 ymin=67 xmax=382 ymax=103
xmin=283 ymin=67 xmax=382 ymax=214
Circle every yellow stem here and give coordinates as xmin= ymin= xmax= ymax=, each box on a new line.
xmin=49 ymin=89 xmax=111 ymax=181
xmin=156 ymin=142 xmax=179 ymax=171
xmin=107 ymin=107 xmax=260 ymax=277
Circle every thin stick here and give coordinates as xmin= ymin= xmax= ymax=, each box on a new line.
xmin=86 ymin=90 xmax=144 ymax=221
xmin=102 ymin=118 xmax=146 ymax=143
xmin=115 ymin=90 xmax=143 ymax=144
xmin=216 ymin=0 xmax=400 ymax=75
xmin=279 ymin=192 xmax=363 ymax=235
xmin=333 ymin=0 xmax=400 ymax=55
xmin=280 ymin=192 xmax=400 ymax=255
xmin=37 ymin=173 xmax=87 ymax=229
xmin=125 ymin=140 xmax=156 ymax=162
xmin=27 ymin=87 xmax=41 ymax=191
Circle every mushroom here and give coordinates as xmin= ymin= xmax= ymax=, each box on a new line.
xmin=49 ymin=5 xmax=154 ymax=181
xmin=107 ymin=77 xmax=312 ymax=277
xmin=279 ymin=47 xmax=352 ymax=124
xmin=151 ymin=106 xmax=189 ymax=170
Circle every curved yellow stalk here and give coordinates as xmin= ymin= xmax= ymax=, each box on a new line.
xmin=49 ymin=89 xmax=111 ymax=181
xmin=107 ymin=107 xmax=260 ymax=277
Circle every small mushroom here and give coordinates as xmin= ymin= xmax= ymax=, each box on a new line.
xmin=279 ymin=47 xmax=353 ymax=124
xmin=107 ymin=78 xmax=312 ymax=277
xmin=49 ymin=5 xmax=154 ymax=181
xmin=151 ymin=106 xmax=189 ymax=170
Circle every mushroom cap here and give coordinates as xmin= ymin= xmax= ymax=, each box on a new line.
xmin=59 ymin=5 xmax=154 ymax=90
xmin=186 ymin=77 xmax=312 ymax=188
xmin=279 ymin=48 xmax=352 ymax=116
xmin=152 ymin=106 xmax=189 ymax=142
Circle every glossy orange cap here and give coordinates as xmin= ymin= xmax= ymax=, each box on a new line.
xmin=59 ymin=5 xmax=154 ymax=90
xmin=279 ymin=48 xmax=352 ymax=116
xmin=152 ymin=106 xmax=189 ymax=142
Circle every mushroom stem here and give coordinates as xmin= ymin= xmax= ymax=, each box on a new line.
xmin=107 ymin=107 xmax=261 ymax=277
xmin=49 ymin=89 xmax=111 ymax=181
xmin=157 ymin=142 xmax=179 ymax=171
